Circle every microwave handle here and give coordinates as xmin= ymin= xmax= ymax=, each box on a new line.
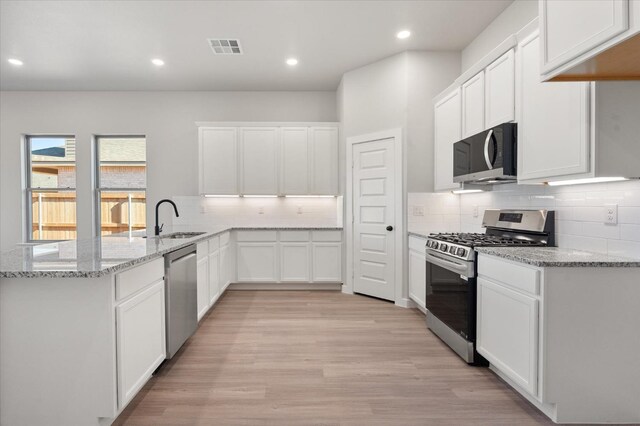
xmin=484 ymin=129 xmax=494 ymax=170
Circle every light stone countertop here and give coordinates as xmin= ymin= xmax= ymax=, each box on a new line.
xmin=476 ymin=246 xmax=640 ymax=268
xmin=0 ymin=226 xmax=343 ymax=278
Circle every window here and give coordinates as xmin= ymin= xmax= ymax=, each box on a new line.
xmin=95 ymin=136 xmax=147 ymax=236
xmin=25 ymin=136 xmax=77 ymax=241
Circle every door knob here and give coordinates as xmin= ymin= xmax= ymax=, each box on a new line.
xmin=386 ymin=226 xmax=393 ymax=231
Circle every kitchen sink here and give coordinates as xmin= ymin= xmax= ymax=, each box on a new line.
xmin=160 ymin=232 xmax=206 ymax=239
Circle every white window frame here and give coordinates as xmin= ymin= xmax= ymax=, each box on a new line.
xmin=94 ymin=135 xmax=147 ymax=237
xmin=24 ymin=135 xmax=77 ymax=243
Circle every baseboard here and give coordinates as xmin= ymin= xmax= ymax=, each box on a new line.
xmin=228 ymin=282 xmax=342 ymax=291
xmin=394 ymin=297 xmax=413 ymax=308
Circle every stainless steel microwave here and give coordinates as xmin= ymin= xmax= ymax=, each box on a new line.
xmin=453 ymin=123 xmax=517 ymax=185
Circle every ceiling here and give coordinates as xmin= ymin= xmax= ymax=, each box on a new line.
xmin=0 ymin=0 xmax=512 ymax=91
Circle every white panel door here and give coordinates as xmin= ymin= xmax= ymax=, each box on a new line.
xmin=434 ymin=88 xmax=461 ymax=191
xmin=280 ymin=127 xmax=310 ymax=195
xmin=541 ymin=0 xmax=629 ymax=74
xmin=408 ymin=249 xmax=426 ymax=309
xmin=196 ymin=255 xmax=209 ymax=321
xmin=461 ymin=71 xmax=485 ymax=138
xmin=236 ymin=243 xmax=277 ymax=282
xmin=200 ymin=127 xmax=238 ymax=195
xmin=116 ymin=280 xmax=165 ymax=409
xmin=485 ymin=49 xmax=515 ymax=128
xmin=352 ymin=138 xmax=395 ymax=301
xmin=312 ymin=243 xmax=342 ymax=282
xmin=477 ymin=277 xmax=539 ymax=396
xmin=208 ymin=250 xmax=220 ymax=305
xmin=517 ymin=32 xmax=591 ymax=182
xmin=310 ymin=127 xmax=339 ymax=195
xmin=280 ymin=243 xmax=311 ymax=282
xmin=240 ymin=127 xmax=279 ymax=195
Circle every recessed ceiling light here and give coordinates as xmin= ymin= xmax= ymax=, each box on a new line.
xmin=8 ymin=58 xmax=23 ymax=66
xmin=286 ymin=58 xmax=298 ymax=66
xmin=396 ymin=30 xmax=411 ymax=39
xmin=151 ymin=58 xmax=165 ymax=66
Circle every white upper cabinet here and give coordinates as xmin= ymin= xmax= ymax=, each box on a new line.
xmin=240 ymin=127 xmax=279 ymax=195
xmin=517 ymin=31 xmax=591 ymax=182
xmin=310 ymin=127 xmax=339 ymax=195
xmin=461 ymin=72 xmax=485 ymax=138
xmin=485 ymin=49 xmax=515 ymax=128
xmin=280 ymin=127 xmax=310 ymax=195
xmin=199 ymin=127 xmax=238 ymax=195
xmin=434 ymin=88 xmax=462 ymax=191
xmin=540 ymin=0 xmax=631 ymax=76
xmin=199 ymin=124 xmax=338 ymax=196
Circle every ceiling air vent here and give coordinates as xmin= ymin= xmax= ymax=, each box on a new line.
xmin=208 ymin=39 xmax=243 ymax=55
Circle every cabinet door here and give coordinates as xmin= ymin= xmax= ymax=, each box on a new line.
xmin=477 ymin=277 xmax=539 ymax=396
xmin=208 ymin=250 xmax=220 ymax=305
xmin=200 ymin=127 xmax=238 ymax=195
xmin=197 ymin=256 xmax=209 ymax=321
xmin=517 ymin=32 xmax=591 ymax=182
xmin=408 ymin=249 xmax=426 ymax=309
xmin=485 ymin=49 xmax=515 ymax=128
xmin=310 ymin=127 xmax=339 ymax=195
xmin=434 ymin=88 xmax=462 ymax=191
xmin=280 ymin=127 xmax=310 ymax=195
xmin=236 ymin=243 xmax=277 ymax=282
xmin=280 ymin=243 xmax=311 ymax=282
xmin=541 ymin=0 xmax=629 ymax=74
xmin=312 ymin=243 xmax=342 ymax=282
xmin=240 ymin=127 xmax=279 ymax=195
xmin=219 ymin=245 xmax=229 ymax=292
xmin=116 ymin=280 xmax=166 ymax=409
xmin=461 ymin=71 xmax=485 ymax=138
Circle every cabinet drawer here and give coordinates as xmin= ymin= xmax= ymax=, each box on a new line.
xmin=219 ymin=231 xmax=230 ymax=246
xmin=280 ymin=230 xmax=310 ymax=241
xmin=408 ymin=236 xmax=427 ymax=253
xmin=115 ymin=257 xmax=164 ymax=301
xmin=312 ymin=230 xmax=342 ymax=242
xmin=478 ymin=254 xmax=540 ymax=296
xmin=236 ymin=230 xmax=277 ymax=242
xmin=208 ymin=236 xmax=220 ymax=252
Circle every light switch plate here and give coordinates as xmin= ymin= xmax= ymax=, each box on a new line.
xmin=603 ymin=204 xmax=618 ymax=225
xmin=412 ymin=205 xmax=424 ymax=216
xmin=473 ymin=206 xmax=479 ymax=218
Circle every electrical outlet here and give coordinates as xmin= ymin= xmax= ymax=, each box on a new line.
xmin=603 ymin=204 xmax=618 ymax=225
xmin=472 ymin=206 xmax=479 ymax=218
xmin=412 ymin=205 xmax=424 ymax=216
xmin=258 ymin=206 xmax=264 ymax=215
xmin=297 ymin=205 xmax=303 ymax=214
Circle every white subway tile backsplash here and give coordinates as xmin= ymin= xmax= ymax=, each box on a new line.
xmin=409 ymin=180 xmax=640 ymax=259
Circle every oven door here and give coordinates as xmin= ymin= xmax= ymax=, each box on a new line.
xmin=425 ymin=250 xmax=475 ymax=340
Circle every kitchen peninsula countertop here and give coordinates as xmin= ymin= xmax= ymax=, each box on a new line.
xmin=476 ymin=246 xmax=640 ymax=267
xmin=0 ymin=226 xmax=343 ymax=278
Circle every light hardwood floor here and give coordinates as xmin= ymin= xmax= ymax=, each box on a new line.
xmin=114 ymin=290 xmax=554 ymax=425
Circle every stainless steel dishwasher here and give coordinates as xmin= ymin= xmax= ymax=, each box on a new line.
xmin=164 ymin=244 xmax=198 ymax=359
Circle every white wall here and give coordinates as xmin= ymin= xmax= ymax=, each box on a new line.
xmin=0 ymin=91 xmax=336 ymax=250
xmin=339 ymin=51 xmax=460 ymax=192
xmin=409 ymin=180 xmax=640 ymax=259
xmin=461 ymin=0 xmax=537 ymax=73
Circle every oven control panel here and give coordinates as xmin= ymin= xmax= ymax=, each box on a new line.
xmin=426 ymin=239 xmax=473 ymax=261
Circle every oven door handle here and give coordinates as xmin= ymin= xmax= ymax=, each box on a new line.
xmin=425 ymin=251 xmax=470 ymax=276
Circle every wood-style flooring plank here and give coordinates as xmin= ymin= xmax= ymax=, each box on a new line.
xmin=114 ymin=290 xmax=554 ymax=425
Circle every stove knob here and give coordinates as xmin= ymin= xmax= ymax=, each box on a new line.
xmin=440 ymin=243 xmax=448 ymax=252
xmin=449 ymin=246 xmax=456 ymax=254
xmin=428 ymin=241 xmax=435 ymax=248
xmin=457 ymin=248 xmax=467 ymax=257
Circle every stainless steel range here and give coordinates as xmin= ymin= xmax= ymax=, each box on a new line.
xmin=425 ymin=209 xmax=555 ymax=365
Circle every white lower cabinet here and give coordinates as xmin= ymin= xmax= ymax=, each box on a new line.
xmin=208 ymin=249 xmax=220 ymax=305
xmin=312 ymin=243 xmax=341 ymax=282
xmin=220 ymin=244 xmax=230 ymax=292
xmin=408 ymin=236 xmax=427 ymax=310
xmin=280 ymin=243 xmax=311 ymax=281
xmin=477 ymin=277 xmax=538 ymax=395
xmin=115 ymin=279 xmax=166 ymax=409
xmin=196 ymin=243 xmax=209 ymax=321
xmin=237 ymin=243 xmax=278 ymax=281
